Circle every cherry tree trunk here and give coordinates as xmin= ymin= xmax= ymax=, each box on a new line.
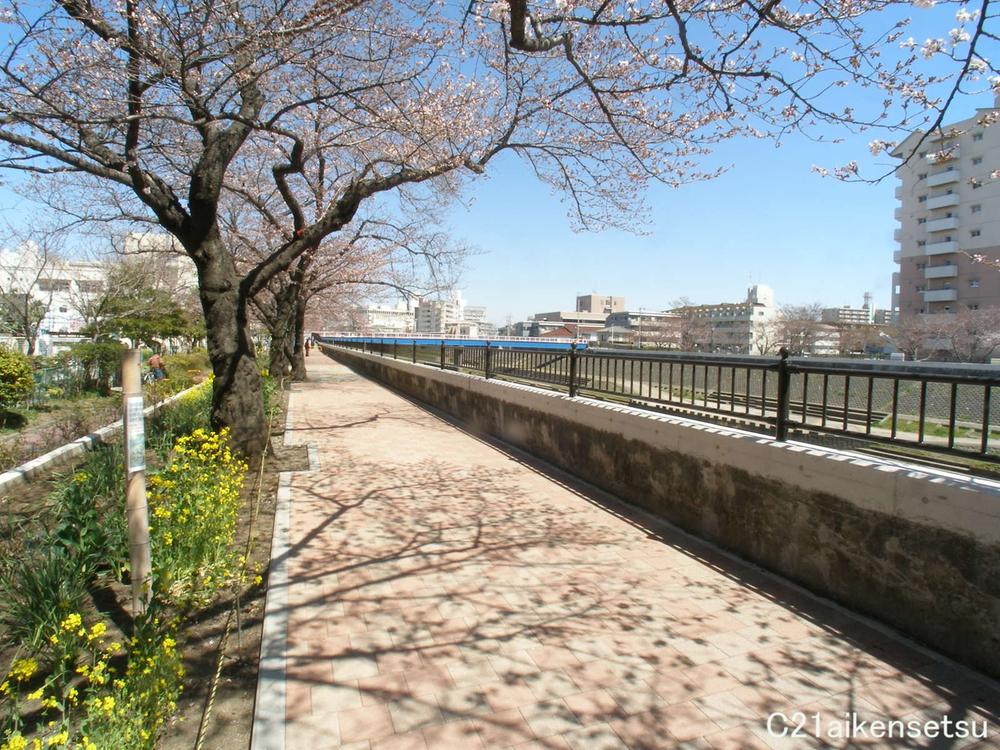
xmin=267 ymin=288 xmax=297 ymax=384
xmin=196 ymin=238 xmax=268 ymax=459
xmin=291 ymin=297 xmax=307 ymax=381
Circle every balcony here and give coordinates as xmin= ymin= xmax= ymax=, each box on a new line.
xmin=924 ymin=265 xmax=958 ymax=279
xmin=923 ymin=288 xmax=958 ymax=302
xmin=894 ymin=228 xmax=903 ymax=241
xmin=924 ymin=239 xmax=958 ymax=255
xmin=927 ymin=169 xmax=960 ymax=187
xmin=893 ymin=249 xmax=901 ymax=263
xmin=926 ymin=193 xmax=960 ymax=210
xmin=895 ymin=207 xmax=904 ymax=220
xmin=895 ymin=185 xmax=904 ymax=199
xmin=925 ymin=216 xmax=958 ymax=232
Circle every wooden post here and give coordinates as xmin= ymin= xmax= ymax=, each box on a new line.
xmin=122 ymin=349 xmax=151 ymax=616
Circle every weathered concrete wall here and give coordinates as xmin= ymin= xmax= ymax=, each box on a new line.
xmin=323 ymin=346 xmax=1000 ymax=677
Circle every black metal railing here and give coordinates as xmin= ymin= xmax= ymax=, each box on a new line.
xmin=321 ymin=338 xmax=1000 ymax=462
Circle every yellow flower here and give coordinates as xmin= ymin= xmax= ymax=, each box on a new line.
xmin=44 ymin=730 xmax=68 ymax=747
xmin=87 ymin=622 xmax=106 ymax=641
xmin=1 ymin=733 xmax=27 ymax=750
xmin=9 ymin=658 xmax=37 ymax=682
xmin=59 ymin=613 xmax=82 ymax=632
xmin=26 ymin=688 xmax=43 ymax=701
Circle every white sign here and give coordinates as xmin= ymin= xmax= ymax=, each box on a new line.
xmin=125 ymin=395 xmax=145 ymax=473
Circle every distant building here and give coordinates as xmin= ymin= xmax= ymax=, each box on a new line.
xmin=529 ymin=310 xmax=608 ymax=337
xmin=361 ymin=301 xmax=414 ymax=334
xmin=821 ymin=293 xmax=895 ymax=327
xmin=669 ymin=285 xmax=778 ymax=354
xmin=595 ymin=326 xmax=635 ymax=346
xmin=891 ymin=97 xmax=1000 ymax=318
xmin=576 ymin=294 xmax=625 ymax=315
xmin=604 ymin=310 xmax=682 ymax=347
xmin=415 ymin=291 xmax=465 ymax=333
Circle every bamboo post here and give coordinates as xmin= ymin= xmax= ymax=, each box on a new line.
xmin=122 ymin=349 xmax=151 ymax=616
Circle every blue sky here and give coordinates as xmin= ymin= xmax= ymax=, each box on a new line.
xmin=445 ymin=88 xmax=990 ymax=325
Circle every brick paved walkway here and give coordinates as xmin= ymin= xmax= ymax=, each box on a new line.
xmin=256 ymin=356 xmax=999 ymax=750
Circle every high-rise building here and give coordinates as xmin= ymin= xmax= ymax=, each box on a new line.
xmin=891 ymin=99 xmax=1000 ymax=318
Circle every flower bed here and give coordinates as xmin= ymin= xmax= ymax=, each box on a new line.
xmin=0 ymin=377 xmax=265 ymax=750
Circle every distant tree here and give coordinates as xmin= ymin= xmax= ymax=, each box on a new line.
xmin=76 ymin=258 xmax=195 ymax=349
xmin=941 ymin=308 xmax=1000 ymax=362
xmin=836 ymin=325 xmax=888 ymax=357
xmin=0 ymin=227 xmax=65 ymax=355
xmin=777 ymin=304 xmax=825 ymax=355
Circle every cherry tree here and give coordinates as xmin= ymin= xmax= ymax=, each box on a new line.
xmin=0 ymin=0 xmax=993 ymax=455
xmin=248 ymin=216 xmax=465 ymax=379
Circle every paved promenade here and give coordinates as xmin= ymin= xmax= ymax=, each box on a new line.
xmin=256 ymin=356 xmax=999 ymax=749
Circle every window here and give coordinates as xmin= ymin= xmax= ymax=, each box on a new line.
xmin=38 ymin=279 xmax=70 ymax=292
xmin=918 ymin=173 xmax=927 ymax=180
xmin=970 ymin=279 xmax=980 ymax=288
xmin=972 ymin=156 xmax=983 ymax=165
xmin=969 ymin=304 xmax=980 ymax=310
xmin=916 ymin=285 xmax=925 ymax=292
xmin=917 ymin=240 xmax=926 ymax=247
xmin=972 ymin=204 xmax=982 ymax=213
xmin=58 ymin=306 xmax=67 ymax=313
xmin=918 ymin=195 xmax=927 ymax=202
xmin=919 ymin=151 xmax=927 ymax=157
xmin=918 ymin=217 xmax=926 ymax=224
xmin=973 ymin=133 xmax=983 ymax=141
xmin=971 ymin=229 xmax=981 ymax=238
xmin=916 ymin=262 xmax=926 ymax=270
xmin=76 ymin=280 xmax=103 ymax=294
xmin=944 ymin=306 xmax=952 ymax=312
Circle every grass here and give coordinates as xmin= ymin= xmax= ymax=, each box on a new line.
xmin=875 ymin=417 xmax=1000 ymax=442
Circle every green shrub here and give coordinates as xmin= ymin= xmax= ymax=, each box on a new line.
xmin=0 ymin=348 xmax=33 ymax=412
xmin=162 ymin=349 xmax=210 ymax=378
xmin=60 ymin=342 xmax=126 ymax=396
xmin=53 ymin=446 xmax=128 ymax=580
xmin=0 ymin=546 xmax=88 ymax=654
xmin=146 ymin=380 xmax=212 ymax=457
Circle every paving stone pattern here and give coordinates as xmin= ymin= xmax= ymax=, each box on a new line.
xmin=276 ymin=357 xmax=1000 ymax=749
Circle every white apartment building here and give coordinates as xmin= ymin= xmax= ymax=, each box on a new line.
xmin=415 ymin=290 xmax=465 ymax=333
xmin=670 ymin=285 xmax=778 ymax=354
xmin=360 ymin=301 xmax=415 ymax=334
xmin=891 ymin=99 xmax=1000 ymax=318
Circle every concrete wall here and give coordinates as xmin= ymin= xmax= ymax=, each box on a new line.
xmin=323 ymin=346 xmax=1000 ymax=678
